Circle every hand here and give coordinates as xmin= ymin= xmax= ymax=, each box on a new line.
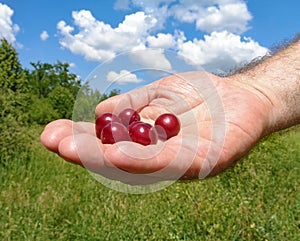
xmin=40 ymin=71 xmax=272 ymax=184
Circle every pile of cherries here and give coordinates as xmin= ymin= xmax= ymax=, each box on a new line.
xmin=95 ymin=108 xmax=180 ymax=146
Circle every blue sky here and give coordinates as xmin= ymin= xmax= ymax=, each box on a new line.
xmin=1 ymin=0 xmax=300 ymax=92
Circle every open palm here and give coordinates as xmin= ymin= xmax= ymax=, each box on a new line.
xmin=41 ymin=71 xmax=271 ymax=185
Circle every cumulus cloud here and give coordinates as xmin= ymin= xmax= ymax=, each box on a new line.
xmin=147 ymin=33 xmax=176 ymax=49
xmin=170 ymin=0 xmax=252 ymax=34
xmin=131 ymin=0 xmax=174 ymax=30
xmin=40 ymin=30 xmax=49 ymax=41
xmin=195 ymin=2 xmax=252 ymax=33
xmin=130 ymin=0 xmax=252 ymax=34
xmin=177 ymin=31 xmax=269 ymax=72
xmin=0 ymin=3 xmax=20 ymax=43
xmin=57 ymin=10 xmax=157 ymax=62
xmin=129 ymin=48 xmax=172 ymax=70
xmin=107 ymin=70 xmax=143 ymax=84
xmin=56 ymin=0 xmax=268 ymax=73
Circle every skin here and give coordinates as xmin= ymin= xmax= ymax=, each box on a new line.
xmin=40 ymin=36 xmax=300 ymax=185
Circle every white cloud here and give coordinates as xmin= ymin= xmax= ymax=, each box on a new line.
xmin=177 ymin=31 xmax=269 ymax=72
xmin=57 ymin=1 xmax=268 ymax=74
xmin=106 ymin=69 xmax=143 ymax=84
xmin=40 ymin=30 xmax=49 ymax=41
xmin=131 ymin=0 xmax=174 ymax=30
xmin=167 ymin=0 xmax=252 ymax=34
xmin=69 ymin=62 xmax=76 ymax=68
xmin=129 ymin=48 xmax=172 ymax=70
xmin=195 ymin=2 xmax=252 ymax=33
xmin=129 ymin=0 xmax=252 ymax=34
xmin=57 ymin=10 xmax=157 ymax=62
xmin=147 ymin=33 xmax=175 ymax=49
xmin=0 ymin=3 xmax=20 ymax=43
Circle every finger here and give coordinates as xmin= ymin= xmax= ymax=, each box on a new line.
xmin=58 ymin=133 xmax=165 ymax=185
xmin=103 ymin=135 xmax=196 ymax=180
xmin=96 ymin=83 xmax=202 ymax=125
xmin=95 ymin=86 xmax=150 ymax=117
xmin=72 ymin=122 xmax=96 ymax=136
xmin=43 ymin=119 xmax=73 ymax=130
xmin=40 ymin=123 xmax=73 ymax=153
xmin=40 ymin=120 xmax=95 ymax=153
xmin=58 ymin=134 xmax=101 ymax=167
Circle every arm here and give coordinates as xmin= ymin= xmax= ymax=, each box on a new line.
xmin=233 ymin=35 xmax=300 ymax=135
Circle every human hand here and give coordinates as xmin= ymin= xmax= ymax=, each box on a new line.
xmin=40 ymin=71 xmax=272 ymax=185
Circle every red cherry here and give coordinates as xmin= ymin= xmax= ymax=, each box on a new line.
xmin=101 ymin=122 xmax=130 ymax=144
xmin=128 ymin=121 xmax=144 ymax=133
xmin=118 ymin=108 xmax=140 ymax=126
xmin=95 ymin=113 xmax=121 ymax=139
xmin=129 ymin=122 xmax=158 ymax=146
xmin=155 ymin=113 xmax=180 ymax=140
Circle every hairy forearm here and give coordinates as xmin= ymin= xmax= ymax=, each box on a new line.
xmin=236 ymin=35 xmax=300 ymax=135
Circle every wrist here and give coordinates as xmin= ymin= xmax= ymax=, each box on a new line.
xmin=229 ymin=74 xmax=277 ymax=137
xmin=239 ymin=75 xmax=288 ymax=136
xmin=233 ymin=36 xmax=300 ymax=135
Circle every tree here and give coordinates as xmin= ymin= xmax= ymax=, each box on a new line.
xmin=0 ymin=39 xmax=34 ymax=164
xmin=48 ymin=85 xmax=75 ymax=119
xmin=98 ymin=88 xmax=120 ymax=102
xmin=29 ymin=61 xmax=81 ymax=98
xmin=73 ymin=84 xmax=120 ymax=122
xmin=0 ymin=38 xmax=28 ymax=92
xmin=27 ymin=61 xmax=82 ymax=123
xmin=73 ymin=83 xmax=101 ymax=122
xmin=0 ymin=38 xmax=119 ymax=125
xmin=0 ymin=38 xmax=31 ymax=122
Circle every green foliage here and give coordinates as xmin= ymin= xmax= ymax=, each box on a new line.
xmin=26 ymin=60 xmax=82 ymax=122
xmin=0 ymin=39 xmax=28 ymax=92
xmin=0 ymin=37 xmax=122 ymax=167
xmin=28 ymin=96 xmax=59 ymax=124
xmin=48 ymin=85 xmax=75 ymax=119
xmin=98 ymin=88 xmax=120 ymax=103
xmin=0 ymin=37 xmax=121 ymax=125
xmin=0 ymin=39 xmax=35 ymax=165
xmin=0 ymin=115 xmax=35 ymax=165
xmin=72 ymin=83 xmax=102 ymax=122
xmin=73 ymin=84 xmax=119 ymax=122
xmin=0 ymin=39 xmax=31 ymax=123
xmin=29 ymin=61 xmax=81 ymax=98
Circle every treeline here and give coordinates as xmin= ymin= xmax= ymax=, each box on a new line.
xmin=0 ymin=38 xmax=118 ymax=164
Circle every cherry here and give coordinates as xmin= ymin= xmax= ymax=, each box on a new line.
xmin=101 ymin=122 xmax=130 ymax=144
xmin=128 ymin=121 xmax=144 ymax=133
xmin=95 ymin=113 xmax=121 ymax=139
xmin=129 ymin=122 xmax=158 ymax=146
xmin=95 ymin=109 xmax=181 ymax=145
xmin=155 ymin=113 xmax=180 ymax=140
xmin=118 ymin=108 xmax=140 ymax=126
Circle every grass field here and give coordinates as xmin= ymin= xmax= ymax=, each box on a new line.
xmin=0 ymin=125 xmax=299 ymax=240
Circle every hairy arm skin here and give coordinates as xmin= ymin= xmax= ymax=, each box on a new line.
xmin=233 ymin=34 xmax=300 ymax=136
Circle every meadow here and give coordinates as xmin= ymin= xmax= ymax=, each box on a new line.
xmin=0 ymin=124 xmax=299 ymax=241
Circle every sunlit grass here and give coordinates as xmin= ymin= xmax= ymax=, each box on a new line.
xmin=0 ymin=126 xmax=299 ymax=240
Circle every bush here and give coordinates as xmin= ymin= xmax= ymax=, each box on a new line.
xmin=0 ymin=115 xmax=35 ymax=166
xmin=48 ymin=85 xmax=75 ymax=119
xmin=28 ymin=96 xmax=59 ymax=125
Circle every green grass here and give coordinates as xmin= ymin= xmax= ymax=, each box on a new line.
xmin=0 ymin=126 xmax=299 ymax=241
